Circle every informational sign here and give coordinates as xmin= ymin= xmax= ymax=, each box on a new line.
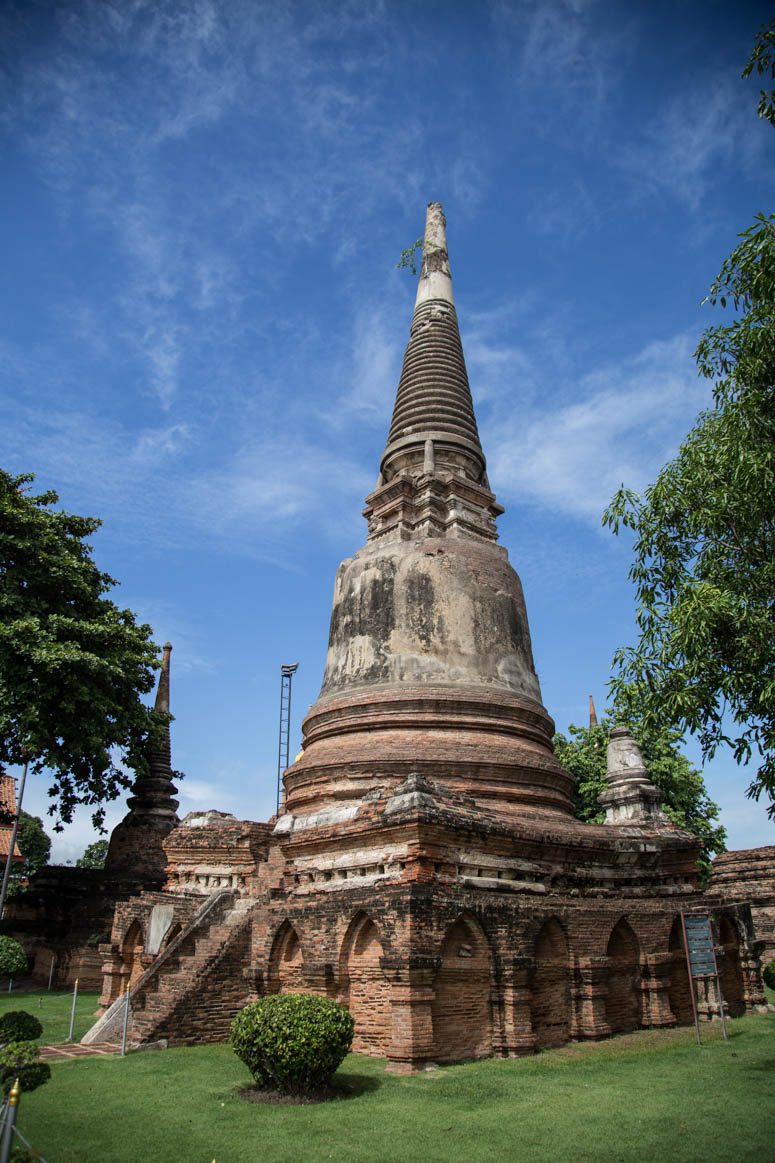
xmin=683 ymin=913 xmax=717 ymax=977
xmin=680 ymin=911 xmax=728 ymax=1044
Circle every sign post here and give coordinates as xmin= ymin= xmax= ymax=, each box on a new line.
xmin=681 ymin=911 xmax=728 ymax=1045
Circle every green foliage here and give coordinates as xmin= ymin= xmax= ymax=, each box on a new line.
xmin=0 ymin=1041 xmax=50 ymax=1094
xmin=0 ymin=1011 xmax=43 ymax=1043
xmin=75 ymin=839 xmax=109 ymax=869
xmin=763 ymin=958 xmax=775 ymax=991
xmin=16 ymin=811 xmax=51 ymax=878
xmin=554 ymin=703 xmax=726 ymax=885
xmin=2 ymin=811 xmax=52 ymax=900
xmin=0 ymin=939 xmax=27 ymax=979
xmin=230 ymin=992 xmax=355 ymax=1092
xmin=604 ymin=35 xmax=775 ymax=814
xmin=742 ymin=18 xmax=775 ymax=128
xmin=396 ymin=237 xmax=423 ymax=275
xmin=0 ymin=470 xmax=167 ymax=828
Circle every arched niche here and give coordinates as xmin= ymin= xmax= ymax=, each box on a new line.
xmin=268 ymin=921 xmax=305 ymax=995
xmin=668 ymin=916 xmax=695 ymax=1025
xmin=339 ymin=913 xmax=391 ymax=1055
xmin=531 ymin=917 xmax=570 ymax=1049
xmin=432 ymin=913 xmax=493 ymax=1063
xmin=717 ymin=914 xmax=745 ymax=1017
xmin=605 ymin=918 xmax=642 ymax=1034
xmin=121 ymin=919 xmax=146 ymax=990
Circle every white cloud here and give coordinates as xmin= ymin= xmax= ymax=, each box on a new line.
xmin=485 ymin=331 xmax=712 ymax=520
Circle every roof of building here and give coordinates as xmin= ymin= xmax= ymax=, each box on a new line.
xmin=0 ymin=775 xmax=24 ymax=861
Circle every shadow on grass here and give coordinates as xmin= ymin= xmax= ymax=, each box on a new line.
xmin=331 ymin=1070 xmax=383 ymax=1098
xmin=233 ymin=1070 xmax=382 ymax=1105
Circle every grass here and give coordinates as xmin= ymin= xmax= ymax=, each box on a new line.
xmin=1 ymin=990 xmax=773 ymax=1163
xmin=0 ymin=987 xmax=102 ymax=1045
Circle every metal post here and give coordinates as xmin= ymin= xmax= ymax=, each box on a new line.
xmin=67 ymin=978 xmax=79 ymax=1042
xmin=0 ymin=759 xmax=29 ymax=921
xmin=0 ymin=1080 xmax=20 ymax=1163
xmin=121 ymin=984 xmax=131 ymax=1056
xmin=47 ymin=957 xmax=55 ymax=992
xmin=276 ymin=663 xmax=298 ymax=815
xmin=681 ymin=911 xmax=702 ymax=1045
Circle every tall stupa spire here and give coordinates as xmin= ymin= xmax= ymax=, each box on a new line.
xmin=365 ymin=202 xmax=502 ymax=544
xmin=104 ymin=642 xmax=180 ymax=880
xmin=285 ymin=203 xmax=574 ymax=824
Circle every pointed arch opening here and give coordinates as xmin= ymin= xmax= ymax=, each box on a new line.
xmin=339 ymin=913 xmax=390 ymax=1055
xmin=531 ymin=917 xmax=570 ymax=1049
xmin=668 ymin=916 xmax=695 ymax=1025
xmin=717 ymin=914 xmax=745 ymax=1017
xmin=121 ymin=919 xmax=145 ymax=990
xmin=432 ymin=913 xmax=493 ymax=1063
xmin=268 ymin=921 xmax=305 ymax=995
xmin=605 ymin=918 xmax=642 ymax=1034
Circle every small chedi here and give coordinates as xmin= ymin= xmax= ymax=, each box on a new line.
xmin=11 ymin=204 xmax=771 ymax=1065
xmin=1 ymin=645 xmax=180 ymax=988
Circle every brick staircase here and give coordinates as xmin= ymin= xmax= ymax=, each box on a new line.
xmin=82 ymin=891 xmax=261 ymax=1047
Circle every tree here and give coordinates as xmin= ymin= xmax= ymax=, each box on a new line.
xmin=5 ymin=812 xmax=51 ymax=897
xmin=75 ymin=839 xmax=109 ymax=869
xmin=603 ymin=25 xmax=775 ymax=815
xmin=554 ymin=707 xmax=726 ymax=886
xmin=0 ymin=937 xmax=26 ymax=979
xmin=0 ymin=471 xmax=165 ymax=829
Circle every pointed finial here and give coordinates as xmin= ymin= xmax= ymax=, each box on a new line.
xmin=589 ymin=695 xmax=598 ymax=728
xmin=415 ymin=201 xmax=455 ymax=308
xmin=154 ymin=642 xmax=172 ymax=713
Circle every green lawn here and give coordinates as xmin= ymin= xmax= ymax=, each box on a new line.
xmin=0 ymin=988 xmax=102 ymax=1045
xmin=2 ymin=989 xmax=773 ymax=1163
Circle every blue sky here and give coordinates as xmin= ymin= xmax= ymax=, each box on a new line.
xmin=1 ymin=0 xmax=773 ymax=861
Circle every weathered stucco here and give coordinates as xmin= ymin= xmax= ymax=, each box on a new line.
xmin=321 ymin=537 xmax=541 ymax=700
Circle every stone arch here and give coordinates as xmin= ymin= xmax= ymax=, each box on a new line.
xmin=605 ymin=918 xmax=642 ymax=1034
xmin=432 ymin=912 xmax=493 ymax=1063
xmin=531 ymin=917 xmax=571 ymax=1049
xmin=267 ymin=921 xmax=305 ymax=995
xmin=121 ymin=919 xmax=145 ymax=990
xmin=667 ymin=916 xmax=695 ymax=1024
xmin=717 ymin=914 xmax=745 ymax=1017
xmin=339 ymin=913 xmax=391 ymax=1055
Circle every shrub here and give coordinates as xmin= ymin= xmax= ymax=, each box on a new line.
xmin=763 ymin=958 xmax=775 ymax=991
xmin=0 ymin=1041 xmax=50 ymax=1094
xmin=0 ymin=938 xmax=26 ymax=979
xmin=0 ymin=1012 xmax=42 ymax=1044
xmin=230 ymin=993 xmax=355 ymax=1092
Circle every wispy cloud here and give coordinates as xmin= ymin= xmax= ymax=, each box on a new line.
xmin=619 ymin=77 xmax=761 ymax=210
xmin=484 ymin=331 xmax=712 ymax=521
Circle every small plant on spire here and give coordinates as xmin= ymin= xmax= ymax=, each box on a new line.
xmin=396 ymin=237 xmax=423 ymax=275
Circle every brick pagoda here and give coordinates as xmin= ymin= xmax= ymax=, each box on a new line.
xmin=84 ymin=204 xmax=765 ymax=1065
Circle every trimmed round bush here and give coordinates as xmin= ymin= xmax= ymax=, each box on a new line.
xmin=0 ymin=1061 xmax=51 ymax=1096
xmin=0 ymin=938 xmax=26 ymax=980
xmin=0 ymin=1012 xmax=42 ymax=1044
xmin=0 ymin=1041 xmax=50 ymax=1094
xmin=230 ymin=993 xmax=355 ymax=1092
xmin=763 ymin=957 xmax=775 ymax=991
